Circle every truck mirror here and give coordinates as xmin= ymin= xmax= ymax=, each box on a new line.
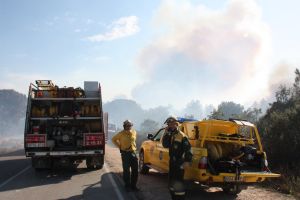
xmin=147 ymin=134 xmax=154 ymax=140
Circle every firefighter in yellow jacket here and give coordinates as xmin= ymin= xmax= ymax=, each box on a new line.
xmin=112 ymin=120 xmax=139 ymax=192
xmin=162 ymin=117 xmax=193 ymax=200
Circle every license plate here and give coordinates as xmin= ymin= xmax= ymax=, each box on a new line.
xmin=224 ymin=176 xmax=244 ymax=182
xmin=26 ymin=143 xmax=46 ymax=148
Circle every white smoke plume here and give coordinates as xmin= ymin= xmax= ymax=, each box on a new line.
xmin=133 ymin=0 xmax=272 ymax=108
xmin=266 ymin=63 xmax=295 ymax=99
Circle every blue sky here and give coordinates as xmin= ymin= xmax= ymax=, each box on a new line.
xmin=1 ymin=0 xmax=300 ymax=108
xmin=0 ymin=0 xmax=158 ymax=95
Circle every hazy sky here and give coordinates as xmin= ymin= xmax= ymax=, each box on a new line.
xmin=1 ymin=0 xmax=299 ymax=108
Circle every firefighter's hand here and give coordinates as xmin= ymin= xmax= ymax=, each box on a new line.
xmin=182 ymin=162 xmax=191 ymax=169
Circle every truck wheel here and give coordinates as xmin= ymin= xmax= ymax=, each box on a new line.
xmin=139 ymin=151 xmax=149 ymax=174
xmin=95 ymin=164 xmax=103 ymax=169
xmin=171 ymin=194 xmax=185 ymax=200
xmin=86 ymin=157 xmax=103 ymax=170
xmin=222 ymin=184 xmax=242 ymax=195
xmin=32 ymin=157 xmax=52 ymax=170
xmin=86 ymin=158 xmax=94 ymax=169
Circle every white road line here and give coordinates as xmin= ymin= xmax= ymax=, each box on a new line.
xmin=104 ymin=163 xmax=125 ymax=200
xmin=0 ymin=165 xmax=31 ymax=188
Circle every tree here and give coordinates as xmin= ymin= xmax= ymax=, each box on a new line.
xmin=275 ymin=85 xmax=291 ymax=103
xmin=292 ymin=68 xmax=300 ymax=99
xmin=103 ymin=99 xmax=170 ymax=130
xmin=137 ymin=119 xmax=160 ymax=149
xmin=257 ymin=68 xmax=300 ymax=189
xmin=242 ymin=107 xmax=262 ymax=123
xmin=203 ymin=104 xmax=214 ymax=119
xmin=140 ymin=119 xmax=160 ymax=133
xmin=103 ymin=99 xmax=145 ymax=129
xmin=182 ymin=100 xmax=203 ymax=119
xmin=208 ymin=108 xmax=224 ymax=119
xmin=144 ymin=106 xmax=169 ymax=125
xmin=208 ymin=101 xmax=244 ymax=120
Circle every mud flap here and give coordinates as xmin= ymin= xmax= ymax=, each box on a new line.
xmin=32 ymin=157 xmax=52 ymax=169
xmin=86 ymin=156 xmax=104 ymax=169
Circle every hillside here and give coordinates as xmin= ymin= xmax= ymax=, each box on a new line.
xmin=0 ymin=90 xmax=26 ymax=136
xmin=103 ymin=99 xmax=169 ymax=129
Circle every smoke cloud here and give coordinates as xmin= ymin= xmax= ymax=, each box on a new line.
xmin=133 ymin=0 xmax=272 ymax=108
xmin=266 ymin=63 xmax=295 ymax=99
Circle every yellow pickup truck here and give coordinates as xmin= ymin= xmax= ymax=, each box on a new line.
xmin=139 ymin=119 xmax=280 ymax=194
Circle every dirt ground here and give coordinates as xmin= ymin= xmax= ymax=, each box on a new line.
xmin=105 ymin=145 xmax=297 ymax=200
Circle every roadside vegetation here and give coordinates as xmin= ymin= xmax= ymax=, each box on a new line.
xmin=257 ymin=69 xmax=300 ymax=197
xmin=208 ymin=69 xmax=300 ymax=197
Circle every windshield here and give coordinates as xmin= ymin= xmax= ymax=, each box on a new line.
xmin=237 ymin=125 xmax=253 ymax=139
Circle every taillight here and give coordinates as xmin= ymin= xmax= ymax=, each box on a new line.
xmin=37 ymin=91 xmax=43 ymax=97
xmin=262 ymin=159 xmax=270 ymax=172
xmin=198 ymin=157 xmax=207 ymax=169
xmin=84 ymin=133 xmax=104 ymax=146
xmin=262 ymin=152 xmax=271 ymax=172
xmin=32 ymin=126 xmax=40 ymax=134
xmin=264 ymin=159 xmax=268 ymax=167
xmin=25 ymin=134 xmax=46 ymax=147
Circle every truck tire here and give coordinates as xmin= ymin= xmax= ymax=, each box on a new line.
xmin=222 ymin=184 xmax=242 ymax=195
xmin=86 ymin=156 xmax=103 ymax=170
xmin=32 ymin=157 xmax=52 ymax=170
xmin=86 ymin=157 xmax=94 ymax=169
xmin=171 ymin=194 xmax=185 ymax=200
xmin=95 ymin=164 xmax=103 ymax=169
xmin=139 ymin=151 xmax=149 ymax=174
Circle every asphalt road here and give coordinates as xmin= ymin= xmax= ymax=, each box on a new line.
xmin=0 ymin=150 xmax=134 ymax=200
xmin=0 ymin=148 xmax=296 ymax=200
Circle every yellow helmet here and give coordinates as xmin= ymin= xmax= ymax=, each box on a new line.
xmin=123 ymin=120 xmax=133 ymax=127
xmin=164 ymin=116 xmax=178 ymax=124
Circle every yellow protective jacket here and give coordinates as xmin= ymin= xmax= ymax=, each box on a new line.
xmin=111 ymin=129 xmax=137 ymax=152
xmin=162 ymin=129 xmax=193 ymax=163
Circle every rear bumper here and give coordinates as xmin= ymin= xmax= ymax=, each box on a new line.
xmin=185 ymin=169 xmax=280 ymax=183
xmin=25 ymin=150 xmax=104 ymax=157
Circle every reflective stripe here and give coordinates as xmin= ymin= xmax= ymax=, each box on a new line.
xmin=26 ymin=150 xmax=103 ymax=156
xmin=174 ymin=192 xmax=185 ymax=195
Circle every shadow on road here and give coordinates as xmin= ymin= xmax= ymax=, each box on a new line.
xmin=57 ymin=172 xmax=130 ymax=200
xmin=0 ymin=164 xmax=93 ymax=193
xmin=0 ymin=157 xmax=31 ymax=184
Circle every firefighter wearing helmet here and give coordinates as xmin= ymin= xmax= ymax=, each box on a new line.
xmin=112 ymin=120 xmax=139 ymax=192
xmin=162 ymin=117 xmax=193 ymax=200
